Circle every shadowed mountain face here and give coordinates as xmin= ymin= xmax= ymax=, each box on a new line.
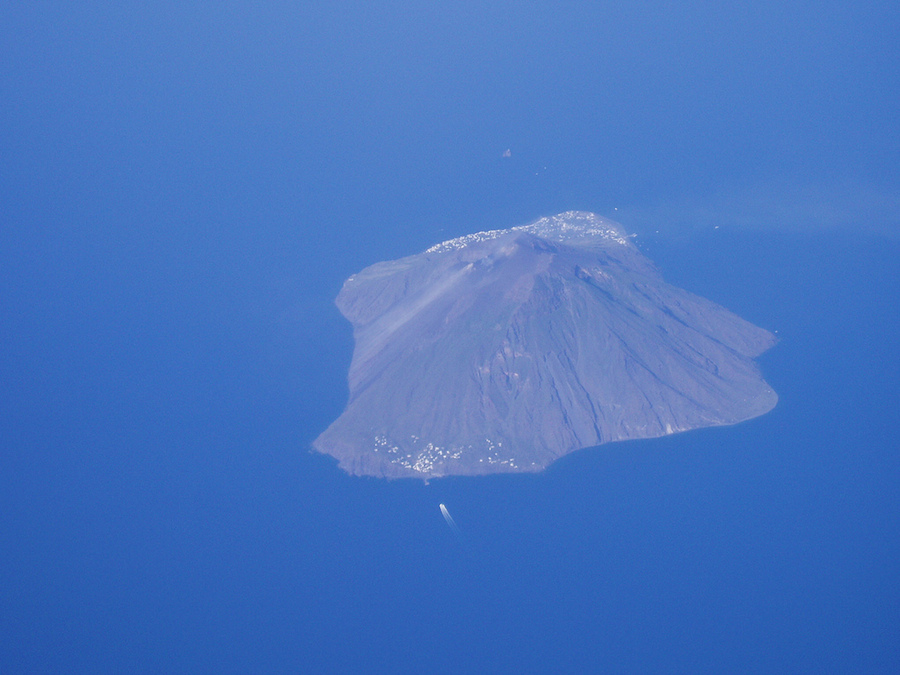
xmin=314 ymin=212 xmax=777 ymax=479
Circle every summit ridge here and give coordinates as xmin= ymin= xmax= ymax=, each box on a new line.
xmin=425 ymin=210 xmax=629 ymax=255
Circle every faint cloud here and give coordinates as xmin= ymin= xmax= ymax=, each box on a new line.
xmin=616 ymin=181 xmax=900 ymax=239
xmin=502 ymin=148 xmax=511 ymax=158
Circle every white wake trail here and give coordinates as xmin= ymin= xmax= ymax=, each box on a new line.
xmin=439 ymin=503 xmax=462 ymax=536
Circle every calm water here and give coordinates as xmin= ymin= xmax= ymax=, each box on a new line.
xmin=2 ymin=3 xmax=899 ymax=673
xmin=3 ymin=227 xmax=898 ymax=673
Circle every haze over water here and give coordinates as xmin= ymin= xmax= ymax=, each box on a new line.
xmin=2 ymin=2 xmax=899 ymax=672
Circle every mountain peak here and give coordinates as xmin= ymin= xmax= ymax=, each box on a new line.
xmin=425 ymin=211 xmax=629 ymax=255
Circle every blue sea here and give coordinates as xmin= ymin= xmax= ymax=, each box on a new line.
xmin=2 ymin=3 xmax=899 ymax=673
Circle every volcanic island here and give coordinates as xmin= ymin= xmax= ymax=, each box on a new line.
xmin=314 ymin=211 xmax=777 ymax=479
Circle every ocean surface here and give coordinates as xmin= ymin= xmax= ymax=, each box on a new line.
xmin=2 ymin=3 xmax=899 ymax=673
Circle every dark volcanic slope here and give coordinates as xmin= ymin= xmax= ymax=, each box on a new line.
xmin=314 ymin=211 xmax=777 ymax=479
